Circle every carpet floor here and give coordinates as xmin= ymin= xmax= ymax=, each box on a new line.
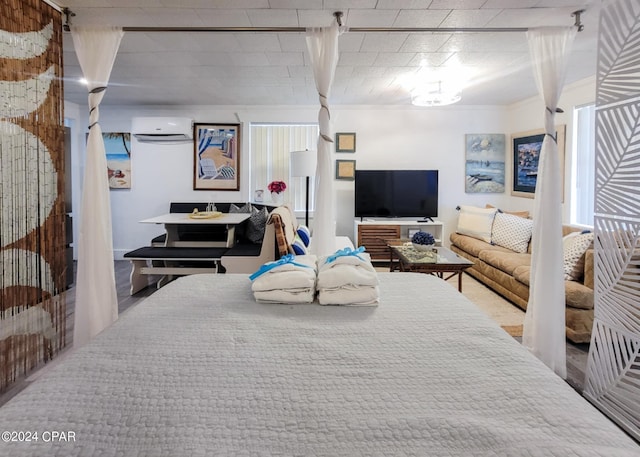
xmin=458 ymin=274 xmax=525 ymax=336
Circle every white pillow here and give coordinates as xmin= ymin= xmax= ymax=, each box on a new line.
xmin=456 ymin=205 xmax=497 ymax=243
xmin=491 ymin=212 xmax=533 ymax=253
xmin=563 ymin=231 xmax=594 ymax=281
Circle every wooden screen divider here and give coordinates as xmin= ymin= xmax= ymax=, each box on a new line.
xmin=0 ymin=0 xmax=66 ymax=392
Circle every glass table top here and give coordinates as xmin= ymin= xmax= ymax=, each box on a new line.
xmin=387 ymin=240 xmax=474 ymax=266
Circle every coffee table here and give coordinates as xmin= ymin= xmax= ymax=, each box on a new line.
xmin=387 ymin=240 xmax=474 ymax=292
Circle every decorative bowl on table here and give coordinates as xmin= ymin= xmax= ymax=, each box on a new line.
xmin=412 ymin=242 xmax=434 ymax=252
xmin=411 ymin=231 xmax=435 ymax=251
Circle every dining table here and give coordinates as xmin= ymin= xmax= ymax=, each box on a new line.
xmin=140 ymin=212 xmax=251 ymax=248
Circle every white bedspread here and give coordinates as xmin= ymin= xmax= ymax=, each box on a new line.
xmin=0 ymin=273 xmax=637 ymax=456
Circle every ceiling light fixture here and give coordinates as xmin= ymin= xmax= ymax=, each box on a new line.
xmin=411 ymin=80 xmax=462 ymax=107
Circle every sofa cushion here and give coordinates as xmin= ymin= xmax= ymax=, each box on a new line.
xmin=479 ymin=250 xmax=531 ymax=276
xmin=563 ymin=231 xmax=594 ymax=281
xmin=565 ymin=280 xmax=594 ymax=310
xmin=485 ymin=204 xmax=530 ymax=219
xmin=456 ymin=205 xmax=497 ymax=243
xmin=450 ymin=232 xmax=513 ymax=258
xmin=491 ymin=212 xmax=534 ymax=253
xmin=512 ymin=265 xmax=531 ymax=286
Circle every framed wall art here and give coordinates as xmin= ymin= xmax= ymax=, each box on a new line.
xmin=335 ymin=132 xmax=356 ymax=152
xmin=464 ymin=133 xmax=505 ymax=193
xmin=98 ymin=132 xmax=132 ymax=189
xmin=511 ymin=125 xmax=565 ymax=199
xmin=194 ymin=123 xmax=240 ymax=191
xmin=335 ymin=159 xmax=356 ymax=180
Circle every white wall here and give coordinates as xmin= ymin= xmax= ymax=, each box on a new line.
xmin=68 ymin=76 xmax=595 ymax=259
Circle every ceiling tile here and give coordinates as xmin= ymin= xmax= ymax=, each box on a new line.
xmin=246 ymin=9 xmax=299 ymax=26
xmin=406 ymin=52 xmax=454 ymax=66
xmin=392 ymin=9 xmax=450 ymax=27
xmin=277 ymin=33 xmax=308 ymax=52
xmin=439 ymin=9 xmax=502 ymax=28
xmin=265 ymin=52 xmax=305 ymax=66
xmin=323 ymin=1 xmax=378 ymax=9
xmin=481 ymin=0 xmax=538 ymax=7
xmin=337 ymin=33 xmax=366 ymax=52
xmin=376 ymin=0 xmax=433 ymax=8
xmin=360 ymin=33 xmax=408 ymax=52
xmin=440 ymin=33 xmax=527 ymax=53
xmin=229 ymin=52 xmax=270 ymax=66
xmin=338 ymin=52 xmax=378 ymax=66
xmin=345 ymin=9 xmax=400 ymax=27
xmin=235 ymin=33 xmax=283 ymax=52
xmin=373 ymin=52 xmax=415 ymax=66
xmin=400 ymin=34 xmax=452 ymax=53
xmin=428 ymin=0 xmax=486 ymax=8
xmin=298 ymin=10 xmax=341 ymax=27
xmin=185 ymin=9 xmax=252 ymax=26
xmin=268 ymin=0 xmax=321 ymax=8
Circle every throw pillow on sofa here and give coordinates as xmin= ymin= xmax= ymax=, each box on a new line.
xmin=297 ymin=225 xmax=311 ymax=247
xmin=491 ymin=212 xmax=534 ymax=253
xmin=246 ymin=206 xmax=269 ymax=244
xmin=230 ymin=203 xmax=252 ymax=240
xmin=291 ymin=234 xmax=308 ymax=255
xmin=456 ymin=205 xmax=497 ymax=243
xmin=563 ymin=231 xmax=594 ymax=281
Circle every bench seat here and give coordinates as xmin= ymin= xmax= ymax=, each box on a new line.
xmin=124 ymin=246 xmax=229 ymax=294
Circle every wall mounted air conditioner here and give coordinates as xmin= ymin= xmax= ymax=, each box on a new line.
xmin=131 ymin=117 xmax=193 ymax=143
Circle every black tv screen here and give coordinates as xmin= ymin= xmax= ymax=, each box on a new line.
xmin=355 ymin=170 xmax=439 ymax=219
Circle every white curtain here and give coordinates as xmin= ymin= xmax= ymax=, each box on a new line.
xmin=71 ymin=27 xmax=124 ymax=347
xmin=306 ymin=23 xmax=340 ymax=256
xmin=523 ymin=27 xmax=576 ymax=378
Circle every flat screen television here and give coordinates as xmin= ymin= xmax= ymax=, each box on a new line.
xmin=355 ymin=170 xmax=439 ymax=219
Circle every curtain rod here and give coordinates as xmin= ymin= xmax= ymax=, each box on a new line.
xmin=65 ymin=10 xmax=586 ymax=34
xmin=121 ymin=26 xmax=530 ymax=33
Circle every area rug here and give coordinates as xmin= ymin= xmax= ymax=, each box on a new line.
xmin=459 ymin=274 xmax=525 ymax=337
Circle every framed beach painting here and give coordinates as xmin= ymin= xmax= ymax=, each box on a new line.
xmin=511 ymin=126 xmax=565 ymax=199
xmin=103 ymin=132 xmax=131 ymax=189
xmin=194 ymin=123 xmax=240 ymax=191
xmin=465 ymin=134 xmax=505 ymax=193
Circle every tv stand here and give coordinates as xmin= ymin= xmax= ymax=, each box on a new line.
xmin=417 ymin=217 xmax=434 ymax=223
xmin=354 ymin=219 xmax=443 ymax=262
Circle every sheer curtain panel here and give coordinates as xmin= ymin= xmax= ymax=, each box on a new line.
xmin=71 ymin=27 xmax=124 ymax=347
xmin=523 ymin=26 xmax=576 ymax=378
xmin=305 ymin=23 xmax=340 ymax=256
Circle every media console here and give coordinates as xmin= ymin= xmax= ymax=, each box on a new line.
xmin=354 ymin=219 xmax=444 ymax=263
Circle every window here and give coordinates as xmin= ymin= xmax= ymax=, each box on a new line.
xmin=250 ymin=124 xmax=318 ymax=212
xmin=571 ymin=103 xmax=595 ymax=226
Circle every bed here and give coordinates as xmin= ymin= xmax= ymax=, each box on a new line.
xmin=0 ymin=273 xmax=637 ymax=456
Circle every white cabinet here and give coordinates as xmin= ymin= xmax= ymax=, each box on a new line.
xmin=354 ymin=219 xmax=444 ymax=262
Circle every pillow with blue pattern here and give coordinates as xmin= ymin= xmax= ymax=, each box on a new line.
xmin=297 ymin=225 xmax=311 ymax=247
xmin=291 ymin=235 xmax=308 ymax=255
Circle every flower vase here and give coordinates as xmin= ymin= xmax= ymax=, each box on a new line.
xmin=271 ymin=192 xmax=283 ymax=205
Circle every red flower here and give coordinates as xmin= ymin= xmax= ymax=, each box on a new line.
xmin=268 ymin=181 xmax=287 ymax=193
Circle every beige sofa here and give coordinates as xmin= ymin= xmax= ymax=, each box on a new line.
xmin=450 ymin=225 xmax=594 ymax=344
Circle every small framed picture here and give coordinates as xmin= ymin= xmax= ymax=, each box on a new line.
xmin=335 ymin=132 xmax=356 ymax=152
xmin=335 ymin=159 xmax=356 ymax=180
xmin=254 ymin=189 xmax=264 ymax=202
